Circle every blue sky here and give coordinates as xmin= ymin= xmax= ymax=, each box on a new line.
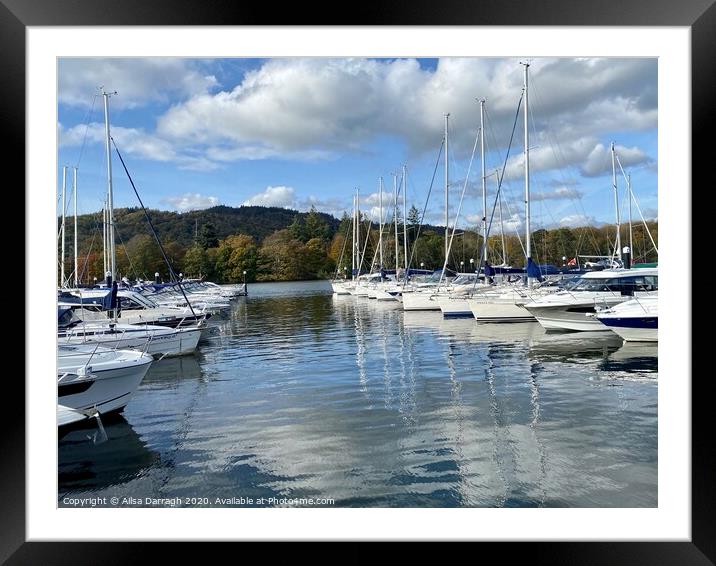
xmin=58 ymin=57 xmax=658 ymax=232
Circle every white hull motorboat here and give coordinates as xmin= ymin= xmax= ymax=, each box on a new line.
xmin=595 ymin=295 xmax=658 ymax=342
xmin=58 ymin=344 xmax=153 ymax=415
xmin=524 ymin=268 xmax=658 ymax=332
xmin=59 ymin=307 xmax=203 ymax=357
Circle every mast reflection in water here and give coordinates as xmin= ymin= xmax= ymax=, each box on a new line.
xmin=59 ymin=280 xmax=657 ymax=508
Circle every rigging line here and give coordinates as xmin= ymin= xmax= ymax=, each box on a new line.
xmin=114 ymin=223 xmax=145 ymax=280
xmin=614 ymin=154 xmax=658 ymax=255
xmin=74 ymin=94 xmax=99 ymax=168
xmin=484 ymin=106 xmax=527 ymax=256
xmin=357 ymin=208 xmax=375 ymax=275
xmin=404 ymin=138 xmax=444 ymax=283
xmin=471 ymin=90 xmax=523 ymax=293
xmin=529 ymin=77 xmax=602 ymax=255
xmin=332 ymin=215 xmax=351 ymax=279
xmin=439 ymin=126 xmax=480 ymax=285
xmin=111 ymin=137 xmax=197 ymax=319
xmin=78 ymin=225 xmax=98 ymax=284
xmin=484 ymin=105 xmax=527 ymax=258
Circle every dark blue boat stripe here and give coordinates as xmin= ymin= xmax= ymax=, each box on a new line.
xmin=599 ymin=317 xmax=658 ymax=329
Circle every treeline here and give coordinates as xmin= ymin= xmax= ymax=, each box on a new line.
xmin=67 ymin=206 xmax=338 ymax=283
xmin=60 ymin=203 xmax=658 ymax=284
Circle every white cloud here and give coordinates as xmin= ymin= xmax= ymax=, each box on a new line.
xmin=59 ymin=57 xmax=658 ymax=184
xmin=559 ymin=214 xmax=597 ymax=227
xmin=162 ymin=193 xmax=220 ymax=212
xmin=360 ymin=191 xmax=405 ymax=207
xmin=242 ymin=186 xmax=296 ymax=208
xmin=581 ymin=143 xmax=651 ymax=177
xmin=532 ymin=186 xmax=583 ymax=201
xmin=153 ymin=57 xmax=657 ymax=164
xmin=58 ymin=122 xmax=219 ymax=171
xmin=641 ymin=208 xmax=658 ymax=221
xmin=59 ymin=58 xmax=218 ymax=109
xmin=298 ymin=195 xmax=350 ymax=217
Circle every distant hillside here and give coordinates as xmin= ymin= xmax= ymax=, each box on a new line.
xmin=73 ymin=205 xmax=342 ymax=247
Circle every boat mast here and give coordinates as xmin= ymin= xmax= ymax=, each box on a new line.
xmin=444 ymin=113 xmax=450 ymax=269
xmin=378 ymin=176 xmax=384 ymax=270
xmin=497 ymin=169 xmax=506 ymax=265
xmin=480 ymin=99 xmax=488 ymax=265
xmin=102 ymin=198 xmax=107 ymax=277
xmin=60 ymin=165 xmax=67 ymax=287
xmin=627 ymin=172 xmax=633 ymax=257
xmin=356 ymin=189 xmax=360 ymax=277
xmin=522 ymin=62 xmax=533 ymax=285
xmin=393 ymin=173 xmax=399 ymax=272
xmin=351 ymin=193 xmax=356 ymax=280
xmin=73 ymin=166 xmax=78 ymax=287
xmin=611 ymin=141 xmax=621 ymax=263
xmin=403 ymin=164 xmax=408 ymax=275
xmin=102 ymin=88 xmax=117 ymax=282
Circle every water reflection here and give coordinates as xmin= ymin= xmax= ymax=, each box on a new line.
xmin=58 ymin=281 xmax=657 ymax=508
xmin=59 ymin=416 xmax=160 ymax=499
xmin=528 ymin=331 xmax=624 ymax=363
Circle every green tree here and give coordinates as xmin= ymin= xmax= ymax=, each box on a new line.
xmin=258 ymin=229 xmax=307 ymax=281
xmin=183 ymin=244 xmax=210 ymax=278
xmin=198 ymin=222 xmax=219 ymax=250
xmin=213 ymin=235 xmax=260 ymax=282
xmin=226 ymin=235 xmax=260 ymax=282
xmin=125 ymin=234 xmax=163 ymax=280
xmin=407 ymin=205 xmax=421 ymax=246
xmin=288 ymin=215 xmax=308 ymax=243
xmin=305 ymin=205 xmax=330 ymax=242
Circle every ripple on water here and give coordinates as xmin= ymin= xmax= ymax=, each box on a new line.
xmin=59 ymin=281 xmax=657 ymax=508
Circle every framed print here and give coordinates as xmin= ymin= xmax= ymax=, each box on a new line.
xmin=7 ymin=0 xmax=709 ymax=561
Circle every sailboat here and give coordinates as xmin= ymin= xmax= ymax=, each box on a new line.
xmin=57 ymin=89 xmax=203 ymax=358
xmin=402 ymin=114 xmax=461 ymax=311
xmin=467 ymin=63 xmax=557 ymax=323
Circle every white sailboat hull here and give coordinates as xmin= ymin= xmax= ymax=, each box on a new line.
xmin=402 ymin=292 xmax=441 ymax=311
xmin=330 ymin=281 xmax=352 ymax=295
xmin=468 ymin=299 xmax=535 ymax=322
xmin=438 ymin=297 xmax=472 ymax=317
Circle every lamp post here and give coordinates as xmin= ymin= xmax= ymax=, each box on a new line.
xmin=420 ymin=262 xmax=424 ymax=270
xmin=343 ymin=266 xmax=347 ymax=279
xmin=470 ymin=258 xmax=474 ymax=272
xmin=460 ymin=261 xmax=464 ymax=272
xmin=562 ymin=256 xmax=566 ymax=267
xmin=243 ymin=270 xmax=247 ymax=287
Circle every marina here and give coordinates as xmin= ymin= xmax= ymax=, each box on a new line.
xmin=59 ymin=280 xmax=657 ymax=508
xmin=56 ymin=56 xmax=659 ymax=510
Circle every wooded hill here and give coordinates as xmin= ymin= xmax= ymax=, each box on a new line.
xmin=78 ymin=205 xmax=341 ymax=248
xmin=58 ymin=203 xmax=658 ymax=284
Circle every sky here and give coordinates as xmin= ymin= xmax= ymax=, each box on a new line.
xmin=57 ymin=57 xmax=658 ymax=233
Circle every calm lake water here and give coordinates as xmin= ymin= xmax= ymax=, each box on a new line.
xmin=59 ymin=280 xmax=658 ymax=508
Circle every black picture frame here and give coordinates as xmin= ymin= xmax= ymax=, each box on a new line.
xmin=7 ymin=0 xmax=707 ymax=561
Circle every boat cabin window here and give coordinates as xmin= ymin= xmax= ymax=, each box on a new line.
xmin=564 ymin=274 xmax=658 ymax=293
xmin=58 ymin=308 xmax=81 ymax=328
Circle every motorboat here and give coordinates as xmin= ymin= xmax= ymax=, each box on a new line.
xmin=58 ymin=343 xmax=153 ymax=415
xmin=595 ymin=294 xmax=658 ymax=342
xmin=523 ymin=268 xmax=658 ymax=331
xmin=58 ymin=307 xmax=203 ymax=357
xmin=59 ymin=288 xmax=210 ymax=328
